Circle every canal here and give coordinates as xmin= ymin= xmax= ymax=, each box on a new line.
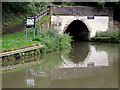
xmin=2 ymin=42 xmax=118 ymax=88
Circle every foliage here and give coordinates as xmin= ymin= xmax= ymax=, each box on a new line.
xmin=97 ymin=2 xmax=105 ymax=9
xmin=33 ymin=28 xmax=72 ymax=53
xmin=2 ymin=2 xmax=50 ymax=31
xmin=60 ymin=2 xmax=77 ymax=6
xmin=1 ymin=15 xmax=50 ymax=50
xmin=2 ymin=14 xmax=72 ymax=53
xmin=95 ymin=30 xmax=120 ymax=43
xmin=2 ymin=2 xmax=49 ymax=17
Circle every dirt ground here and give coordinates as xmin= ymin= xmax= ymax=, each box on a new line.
xmin=2 ymin=22 xmax=25 ymax=36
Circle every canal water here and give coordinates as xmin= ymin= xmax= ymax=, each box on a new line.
xmin=2 ymin=42 xmax=118 ymax=88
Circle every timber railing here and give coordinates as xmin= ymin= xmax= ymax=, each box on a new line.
xmin=35 ymin=8 xmax=50 ymax=22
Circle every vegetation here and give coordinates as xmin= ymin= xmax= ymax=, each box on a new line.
xmin=33 ymin=28 xmax=72 ymax=53
xmin=2 ymin=2 xmax=50 ymax=31
xmin=1 ymin=15 xmax=48 ymax=50
xmin=2 ymin=47 xmax=72 ymax=74
xmin=2 ymin=14 xmax=72 ymax=52
xmin=94 ymin=30 xmax=120 ymax=43
xmin=33 ymin=15 xmax=72 ymax=53
xmin=1 ymin=30 xmax=39 ymax=50
xmin=33 ymin=18 xmax=72 ymax=53
xmin=2 ymin=13 xmax=72 ymax=67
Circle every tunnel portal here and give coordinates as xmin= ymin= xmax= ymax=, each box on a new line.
xmin=65 ymin=20 xmax=90 ymax=42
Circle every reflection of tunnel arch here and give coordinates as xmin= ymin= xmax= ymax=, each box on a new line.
xmin=65 ymin=20 xmax=90 ymax=41
xmin=70 ymin=42 xmax=90 ymax=63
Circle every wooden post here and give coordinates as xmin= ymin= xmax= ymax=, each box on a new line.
xmin=33 ymin=28 xmax=35 ymax=38
xmin=26 ymin=28 xmax=27 ymax=39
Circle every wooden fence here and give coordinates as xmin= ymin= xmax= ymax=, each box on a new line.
xmin=35 ymin=9 xmax=50 ymax=22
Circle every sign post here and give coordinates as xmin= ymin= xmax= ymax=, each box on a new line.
xmin=25 ymin=16 xmax=35 ymax=39
xmin=26 ymin=28 xmax=27 ymax=39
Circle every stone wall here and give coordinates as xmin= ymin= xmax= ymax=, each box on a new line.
xmin=113 ymin=20 xmax=120 ymax=31
xmin=51 ymin=15 xmax=109 ymax=37
xmin=50 ymin=6 xmax=115 ymax=38
xmin=50 ymin=5 xmax=113 ymax=16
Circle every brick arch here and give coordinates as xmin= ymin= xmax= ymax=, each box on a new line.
xmin=63 ymin=18 xmax=91 ymax=38
xmin=63 ymin=18 xmax=91 ymax=33
xmin=62 ymin=18 xmax=91 ymax=41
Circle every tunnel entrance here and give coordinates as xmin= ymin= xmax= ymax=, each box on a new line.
xmin=65 ymin=20 xmax=90 ymax=42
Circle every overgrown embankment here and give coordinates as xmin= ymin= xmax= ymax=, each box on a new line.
xmin=1 ymin=15 xmax=49 ymax=50
xmin=2 ymin=2 xmax=50 ymax=33
xmin=1 ymin=14 xmax=72 ymax=50
xmin=90 ymin=30 xmax=120 ymax=43
xmin=2 ymin=14 xmax=72 ymax=67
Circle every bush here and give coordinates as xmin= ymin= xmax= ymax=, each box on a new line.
xmin=95 ymin=30 xmax=120 ymax=43
xmin=33 ymin=28 xmax=72 ymax=53
xmin=97 ymin=2 xmax=105 ymax=9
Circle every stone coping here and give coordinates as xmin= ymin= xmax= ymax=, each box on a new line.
xmin=0 ymin=43 xmax=44 ymax=58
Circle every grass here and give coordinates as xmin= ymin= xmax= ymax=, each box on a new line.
xmin=1 ymin=30 xmax=39 ymax=50
xmin=1 ymin=15 xmax=50 ymax=50
xmin=1 ymin=14 xmax=72 ymax=52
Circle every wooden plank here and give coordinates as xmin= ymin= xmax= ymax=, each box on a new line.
xmin=35 ymin=12 xmax=48 ymax=22
xmin=0 ymin=45 xmax=44 ymax=57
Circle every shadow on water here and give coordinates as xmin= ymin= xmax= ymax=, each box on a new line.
xmin=2 ymin=42 xmax=119 ymax=88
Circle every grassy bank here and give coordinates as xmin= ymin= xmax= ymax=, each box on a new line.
xmin=1 ymin=31 xmax=39 ymax=50
xmin=1 ymin=15 xmax=48 ymax=50
xmin=1 ymin=14 xmax=72 ymax=53
xmin=91 ymin=30 xmax=120 ymax=43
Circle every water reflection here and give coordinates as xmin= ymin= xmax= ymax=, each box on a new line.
xmin=2 ymin=42 xmax=118 ymax=88
xmin=59 ymin=42 xmax=109 ymax=68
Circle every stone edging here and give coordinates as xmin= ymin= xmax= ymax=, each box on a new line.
xmin=0 ymin=44 xmax=44 ymax=58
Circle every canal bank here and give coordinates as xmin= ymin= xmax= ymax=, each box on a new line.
xmin=2 ymin=42 xmax=118 ymax=88
xmin=90 ymin=37 xmax=119 ymax=43
xmin=1 ymin=27 xmax=72 ymax=71
xmin=1 ymin=34 xmax=119 ymax=71
xmin=90 ymin=30 xmax=120 ymax=43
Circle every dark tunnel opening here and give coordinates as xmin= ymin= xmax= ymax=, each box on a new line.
xmin=65 ymin=20 xmax=90 ymax=42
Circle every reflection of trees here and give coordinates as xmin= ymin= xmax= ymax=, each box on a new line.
xmin=25 ymin=48 xmax=72 ymax=87
xmin=91 ymin=42 xmax=119 ymax=54
xmin=26 ymin=48 xmax=72 ymax=76
xmin=91 ymin=42 xmax=118 ymax=65
xmin=70 ymin=42 xmax=90 ymax=63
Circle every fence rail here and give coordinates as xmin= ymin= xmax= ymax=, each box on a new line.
xmin=35 ymin=9 xmax=50 ymax=22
